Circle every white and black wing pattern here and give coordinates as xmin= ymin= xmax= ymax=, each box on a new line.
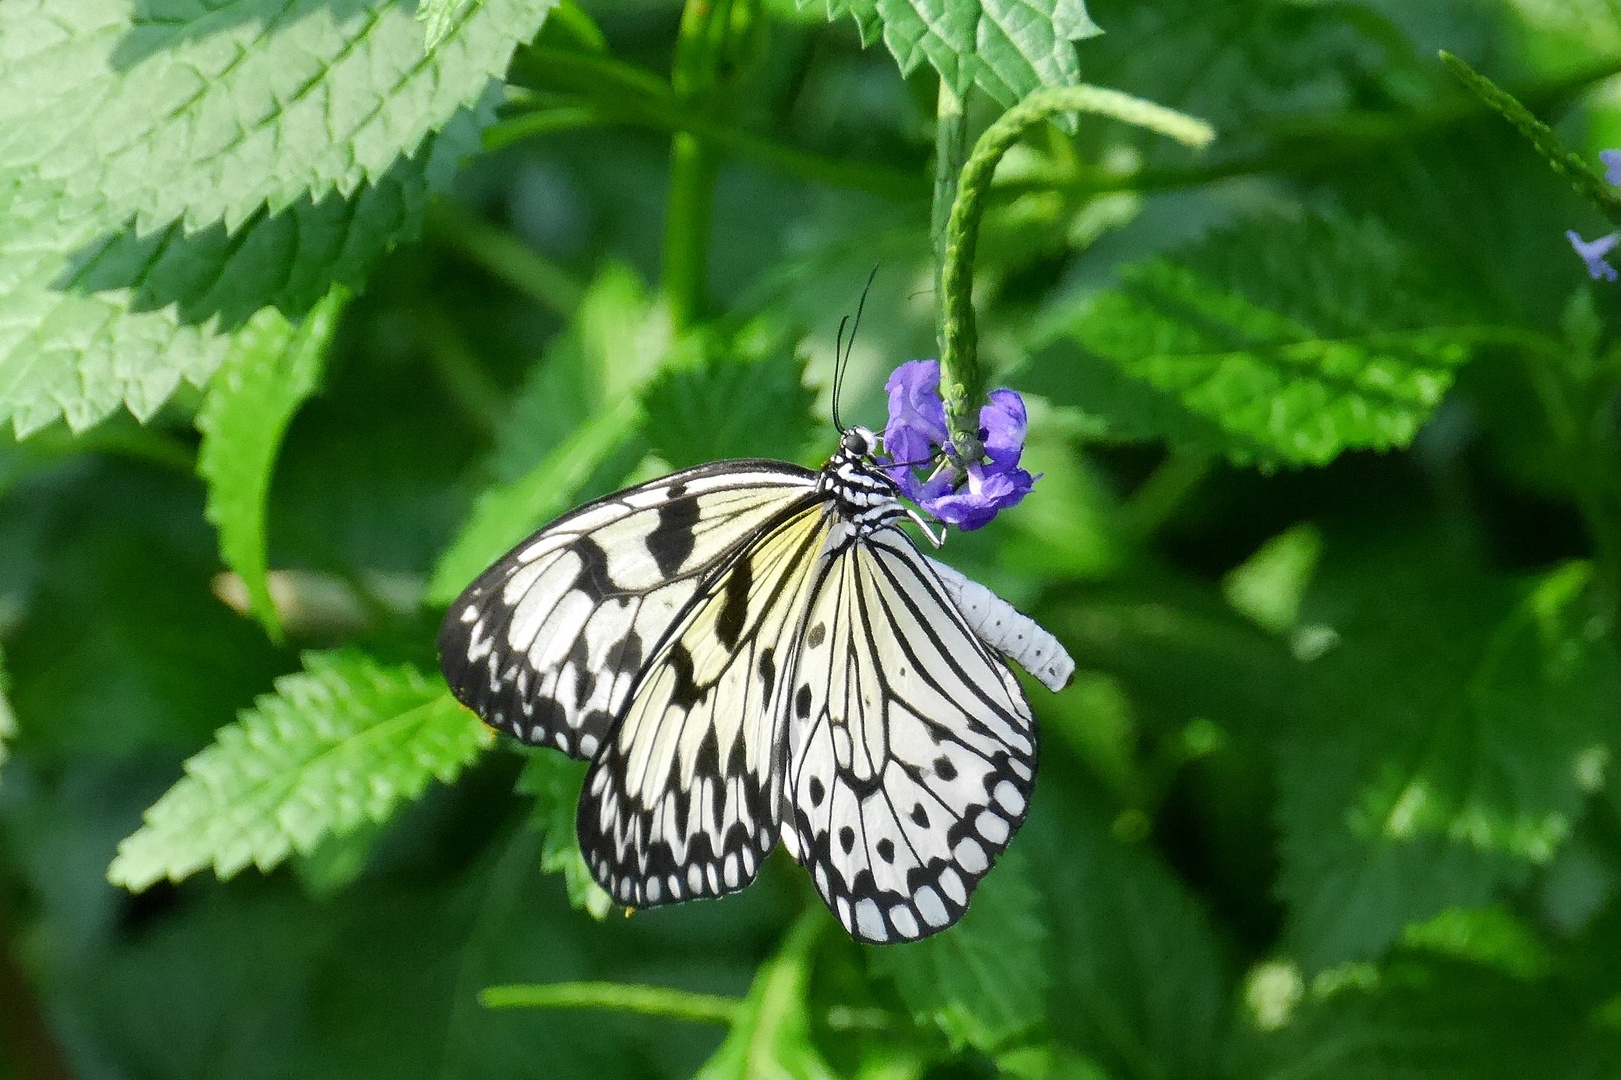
xmin=781 ymin=527 xmax=1038 ymax=943
xmin=438 ymin=461 xmax=817 ymax=760
xmin=577 ymin=505 xmax=833 ymax=907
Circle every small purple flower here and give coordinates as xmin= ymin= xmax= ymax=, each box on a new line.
xmin=880 ymin=360 xmax=1036 ymax=531
xmin=1603 ymin=149 xmax=1621 ymax=187
xmin=1568 ymin=230 xmax=1621 ymax=282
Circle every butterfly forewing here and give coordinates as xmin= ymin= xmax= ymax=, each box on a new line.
xmin=438 ymin=461 xmax=817 ymax=759
xmin=577 ymin=504 xmax=833 ymax=907
xmin=782 ymin=528 xmax=1037 ymax=944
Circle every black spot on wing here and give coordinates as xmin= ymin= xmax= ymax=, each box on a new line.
xmin=571 ymin=537 xmax=612 ymax=600
xmin=667 ymin=644 xmax=706 ymax=709
xmin=807 ymin=622 xmax=826 ymax=648
xmin=795 ymin=684 xmax=812 ymax=719
xmin=606 ymin=630 xmax=643 ymax=677
xmin=716 ymin=557 xmax=753 ymax=650
xmin=758 ymin=647 xmax=776 ymax=698
xmin=646 ymin=497 xmax=701 ymax=577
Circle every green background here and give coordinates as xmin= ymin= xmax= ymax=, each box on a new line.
xmin=3 ymin=0 xmax=1621 ymax=1077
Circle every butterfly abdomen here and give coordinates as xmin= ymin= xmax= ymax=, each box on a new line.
xmin=925 ymin=557 xmax=1075 ymax=692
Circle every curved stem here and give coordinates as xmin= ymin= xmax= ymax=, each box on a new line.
xmin=937 ymin=86 xmax=1214 ymax=455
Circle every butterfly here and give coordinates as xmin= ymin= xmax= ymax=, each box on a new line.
xmin=437 ymin=424 xmax=1073 ymax=943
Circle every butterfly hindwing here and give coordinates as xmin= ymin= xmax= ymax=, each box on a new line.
xmin=578 ymin=504 xmax=833 ymax=907
xmin=438 ymin=461 xmax=817 ymax=759
xmin=782 ymin=527 xmax=1037 ymax=943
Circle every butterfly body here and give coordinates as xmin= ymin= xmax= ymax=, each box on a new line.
xmin=439 ymin=428 xmax=1072 ymax=942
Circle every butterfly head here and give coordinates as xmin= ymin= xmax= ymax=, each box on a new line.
xmin=839 ymin=426 xmax=877 ymax=458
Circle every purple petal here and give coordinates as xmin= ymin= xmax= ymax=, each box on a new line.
xmin=1568 ymin=230 xmax=1621 ymax=282
xmin=1603 ymin=149 xmax=1621 ymax=187
xmin=979 ymin=389 xmax=1028 ymax=470
xmin=916 ymin=462 xmax=1036 ymax=531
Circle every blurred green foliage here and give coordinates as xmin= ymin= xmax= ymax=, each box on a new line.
xmin=2 ymin=0 xmax=1621 ymax=1078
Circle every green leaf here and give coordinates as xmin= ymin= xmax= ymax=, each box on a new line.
xmin=0 ymin=0 xmax=556 ymax=234
xmin=1223 ymin=524 xmax=1323 ymax=635
xmin=695 ymin=912 xmax=836 ymax=1080
xmin=1078 ymin=0 xmax=1393 ymax=135
xmin=428 ymin=264 xmax=674 ymax=605
xmin=1235 ymin=960 xmax=1608 ymax=1080
xmin=196 ymin=289 xmax=348 ymax=643
xmin=1276 ymin=551 xmax=1621 ymax=971
xmin=1034 ymin=214 xmax=1476 ymax=467
xmin=867 ymin=850 xmax=1048 ymax=1053
xmin=0 ymin=114 xmax=479 ymax=438
xmin=1399 ymin=906 xmax=1554 ymax=980
xmin=489 ymin=263 xmax=671 ymax=485
xmin=804 ymin=0 xmax=1101 ymax=108
xmin=641 ymin=327 xmax=818 ymax=470
xmin=515 ymin=753 xmax=613 ymax=919
xmin=107 ymin=651 xmax=493 ymax=891
xmin=420 ymin=0 xmax=480 ymax=52
xmin=1023 ymin=783 xmax=1228 ymax=1080
xmin=426 ymin=393 xmax=644 ymax=606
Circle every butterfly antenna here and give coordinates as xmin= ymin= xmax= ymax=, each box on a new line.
xmin=831 ymin=265 xmax=880 ymax=439
xmin=832 ymin=315 xmax=851 ymax=433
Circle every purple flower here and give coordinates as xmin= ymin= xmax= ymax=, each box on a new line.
xmin=1568 ymin=230 xmax=1621 ymax=282
xmin=1603 ymin=149 xmax=1621 ymax=187
xmin=880 ymin=360 xmax=1037 ymax=531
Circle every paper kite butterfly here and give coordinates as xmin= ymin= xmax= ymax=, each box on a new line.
xmin=437 ymin=423 xmax=1073 ymax=943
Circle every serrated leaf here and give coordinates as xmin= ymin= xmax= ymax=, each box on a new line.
xmin=1035 ymin=215 xmax=1476 ymax=467
xmin=108 ymin=651 xmax=493 ymax=892
xmin=420 ymin=0 xmax=480 ymax=52
xmin=0 ymin=0 xmax=555 ymax=234
xmin=695 ymin=914 xmax=835 ymax=1080
xmin=641 ymin=328 xmax=817 ymax=470
xmin=1079 ymin=0 xmax=1391 ymax=135
xmin=1277 ymin=550 xmax=1621 ymax=972
xmin=804 ymin=0 xmax=1100 ymax=107
xmin=0 ymin=112 xmax=480 ymax=438
xmin=196 ymin=289 xmax=347 ymax=643
xmin=515 ymin=753 xmax=612 ymax=919
xmin=867 ymin=850 xmax=1048 ymax=1053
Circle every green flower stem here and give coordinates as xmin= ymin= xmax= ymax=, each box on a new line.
xmin=663 ymin=129 xmax=718 ymax=331
xmin=480 ymin=981 xmax=742 ymax=1023
xmin=1441 ymin=51 xmax=1621 ymax=227
xmin=938 ymin=87 xmax=1214 ymax=454
xmin=932 ymin=81 xmax=971 ymax=357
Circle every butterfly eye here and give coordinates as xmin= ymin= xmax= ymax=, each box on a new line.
xmin=842 ymin=428 xmax=873 ymax=456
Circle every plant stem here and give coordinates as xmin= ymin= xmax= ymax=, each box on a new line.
xmin=937 ymin=86 xmax=1213 ymax=454
xmin=663 ymin=130 xmax=717 ymax=331
xmin=932 ymin=80 xmax=970 ymax=359
xmin=500 ymin=47 xmax=921 ymax=200
xmin=479 ymin=981 xmax=742 ymax=1023
xmin=1441 ymin=51 xmax=1621 ymax=227
xmin=424 ymin=202 xmax=584 ymax=317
